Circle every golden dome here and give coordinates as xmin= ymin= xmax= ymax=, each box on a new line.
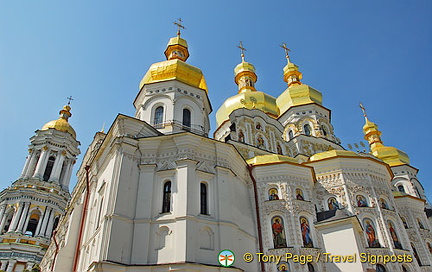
xmin=247 ymin=154 xmax=298 ymax=166
xmin=276 ymin=59 xmax=322 ymax=115
xmin=216 ymin=59 xmax=279 ymax=126
xmin=41 ymin=105 xmax=76 ymax=138
xmin=216 ymin=90 xmax=279 ymax=126
xmin=309 ymin=150 xmax=359 ymax=162
xmin=139 ymin=36 xmax=207 ymax=92
xmin=362 ymin=116 xmax=410 ymax=167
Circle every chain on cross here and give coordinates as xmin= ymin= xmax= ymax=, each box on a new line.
xmin=174 ymin=18 xmax=185 ymax=37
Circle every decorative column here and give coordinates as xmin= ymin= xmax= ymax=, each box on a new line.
xmin=20 ymin=149 xmax=34 ymax=179
xmin=62 ymin=161 xmax=74 ymax=189
xmin=0 ymin=205 xmax=7 ymax=223
xmin=8 ymin=204 xmax=24 ymax=232
xmin=6 ymin=260 xmax=16 ymax=272
xmin=16 ymin=203 xmax=30 ymax=232
xmin=35 ymin=208 xmax=48 ymax=236
xmin=0 ymin=261 xmax=7 ymax=271
xmin=44 ymin=211 xmax=56 ymax=237
xmin=25 ymin=150 xmax=40 ymax=179
xmin=38 ymin=208 xmax=51 ymax=237
xmin=33 ymin=146 xmax=50 ymax=179
xmin=0 ymin=207 xmax=9 ymax=233
xmin=49 ymin=151 xmax=66 ymax=183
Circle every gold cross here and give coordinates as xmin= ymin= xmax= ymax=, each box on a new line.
xmin=280 ymin=43 xmax=291 ymax=62
xmin=67 ymin=96 xmax=74 ymax=106
xmin=174 ymin=18 xmax=185 ymax=37
xmin=237 ymin=41 xmax=246 ymax=62
xmin=359 ymin=102 xmax=367 ymax=117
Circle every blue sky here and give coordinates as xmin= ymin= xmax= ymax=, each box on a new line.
xmin=1 ymin=1 xmax=431 ymax=199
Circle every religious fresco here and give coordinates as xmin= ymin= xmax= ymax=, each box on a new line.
xmin=327 ymin=197 xmax=339 ymax=210
xmin=268 ymin=188 xmax=279 ymax=201
xmin=388 ymin=221 xmax=402 ymax=249
xmin=238 ymin=130 xmax=244 ymax=143
xmin=363 ymin=219 xmax=380 ymax=248
xmin=357 ymin=195 xmax=368 ymax=207
xmin=277 ymin=261 xmax=289 ymax=271
xmin=271 ymin=216 xmax=287 ymax=248
xmin=300 ymin=217 xmax=313 ymax=248
xmin=380 ymin=198 xmax=389 ymax=210
xmin=296 ymin=189 xmax=304 ymax=200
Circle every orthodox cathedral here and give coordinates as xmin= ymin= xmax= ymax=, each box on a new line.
xmin=1 ymin=24 xmax=431 ymax=272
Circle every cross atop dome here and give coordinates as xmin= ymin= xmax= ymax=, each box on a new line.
xmin=67 ymin=95 xmax=74 ymax=106
xmin=237 ymin=41 xmax=246 ymax=62
xmin=174 ymin=18 xmax=185 ymax=37
xmin=280 ymin=43 xmax=291 ymax=63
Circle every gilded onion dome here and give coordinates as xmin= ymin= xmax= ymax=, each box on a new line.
xmin=139 ymin=35 xmax=208 ymax=92
xmin=216 ymin=48 xmax=279 ymax=127
xmin=41 ymin=105 xmax=76 ymax=138
xmin=276 ymin=52 xmax=322 ymax=115
xmin=361 ymin=104 xmax=410 ymax=167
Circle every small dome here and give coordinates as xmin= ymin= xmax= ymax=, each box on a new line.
xmin=41 ymin=105 xmax=76 ymax=138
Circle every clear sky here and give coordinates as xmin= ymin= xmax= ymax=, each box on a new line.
xmin=1 ymin=1 xmax=431 ymax=199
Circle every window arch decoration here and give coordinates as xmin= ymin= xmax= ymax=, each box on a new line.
xmin=379 ymin=198 xmax=390 ymax=210
xmin=271 ymin=215 xmax=287 ymax=248
xmin=268 ymin=188 xmax=280 ymax=201
xmin=300 ymin=216 xmax=314 ymax=248
xmin=387 ymin=220 xmax=402 ymax=249
xmin=295 ymin=188 xmax=305 ymax=201
xmin=288 ymin=130 xmax=294 ymax=140
xmin=162 ymin=181 xmax=172 ymax=213
xmin=397 ymin=185 xmax=405 ymax=193
xmin=363 ymin=218 xmax=381 ymax=248
xmin=356 ymin=194 xmax=369 ymax=207
xmin=327 ymin=197 xmax=339 ymax=210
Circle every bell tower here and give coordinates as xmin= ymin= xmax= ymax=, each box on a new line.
xmin=0 ymin=103 xmax=80 ymax=271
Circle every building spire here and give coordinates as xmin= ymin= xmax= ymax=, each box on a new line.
xmin=281 ymin=44 xmax=302 ymax=87
xmin=174 ymin=18 xmax=185 ymax=37
xmin=237 ymin=41 xmax=246 ymax=62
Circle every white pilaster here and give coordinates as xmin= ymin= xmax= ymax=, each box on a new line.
xmin=8 ymin=204 xmax=24 ymax=232
xmin=33 ymin=147 xmax=50 ymax=178
xmin=49 ymin=151 xmax=66 ymax=183
xmin=25 ymin=150 xmax=40 ymax=178
xmin=62 ymin=161 xmax=74 ymax=189
xmin=0 ymin=205 xmax=7 ymax=223
xmin=20 ymin=150 xmax=33 ymax=179
xmin=39 ymin=208 xmax=51 ymax=237
xmin=16 ymin=203 xmax=29 ymax=232
xmin=35 ymin=208 xmax=48 ymax=236
xmin=45 ymin=211 xmax=55 ymax=237
xmin=6 ymin=260 xmax=15 ymax=272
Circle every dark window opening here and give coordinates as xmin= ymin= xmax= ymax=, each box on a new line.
xmin=43 ymin=156 xmax=56 ymax=181
xmin=304 ymin=124 xmax=311 ymax=136
xmin=25 ymin=218 xmax=38 ymax=237
xmin=162 ymin=181 xmax=171 ymax=213
xmin=154 ymin=106 xmax=164 ymax=125
xmin=200 ymin=183 xmax=208 ymax=215
xmin=182 ymin=108 xmax=191 ymax=128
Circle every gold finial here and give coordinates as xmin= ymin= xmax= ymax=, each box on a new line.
xmin=359 ymin=102 xmax=367 ymax=118
xmin=67 ymin=96 xmax=74 ymax=106
xmin=237 ymin=41 xmax=246 ymax=62
xmin=280 ymin=43 xmax=291 ymax=63
xmin=174 ymin=18 xmax=185 ymax=37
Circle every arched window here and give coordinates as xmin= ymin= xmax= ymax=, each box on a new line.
xmin=200 ymin=183 xmax=208 ymax=215
xmin=25 ymin=214 xmax=40 ymax=237
xmin=412 ymin=244 xmax=422 ymax=266
xmin=182 ymin=108 xmax=191 ymax=128
xmin=52 ymin=217 xmax=60 ymax=233
xmin=43 ymin=156 xmax=56 ymax=181
xmin=300 ymin=217 xmax=313 ymax=248
xmin=271 ymin=216 xmax=287 ymax=248
xmin=417 ymin=218 xmax=425 ymax=229
xmin=288 ymin=130 xmax=294 ymax=140
xmin=376 ymin=264 xmax=386 ymax=272
xmin=380 ymin=198 xmax=389 ymax=210
xmin=162 ymin=181 xmax=171 ymax=213
xmin=154 ymin=106 xmax=164 ymax=125
xmin=398 ymin=185 xmax=405 ymax=193
xmin=303 ymin=124 xmax=311 ymax=136
xmin=321 ymin=125 xmax=328 ymax=136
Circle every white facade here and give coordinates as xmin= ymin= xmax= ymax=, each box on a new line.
xmin=39 ymin=35 xmax=432 ymax=272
